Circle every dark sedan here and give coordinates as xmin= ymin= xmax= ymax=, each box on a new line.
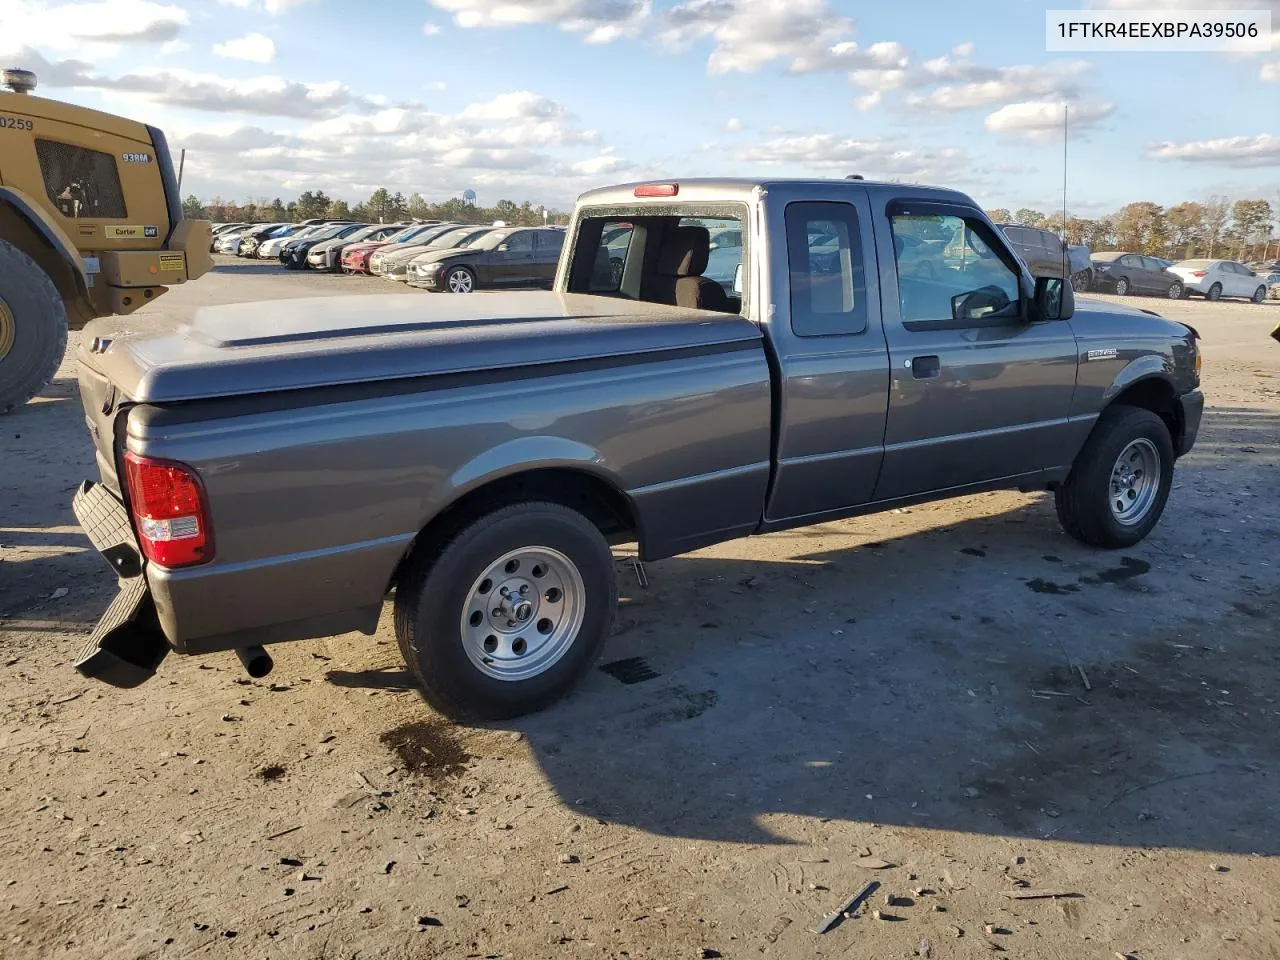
xmin=406 ymin=227 xmax=565 ymax=292
xmin=1090 ymin=252 xmax=1185 ymax=299
xmin=279 ymin=222 xmax=369 ymax=270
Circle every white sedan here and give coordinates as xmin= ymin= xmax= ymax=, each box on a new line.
xmin=1167 ymin=259 xmax=1269 ymax=303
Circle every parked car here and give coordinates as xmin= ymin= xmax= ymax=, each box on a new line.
xmin=1166 ymin=259 xmax=1269 ymax=302
xmin=340 ymin=224 xmax=447 ymax=275
xmin=258 ymin=225 xmax=327 ymax=259
xmin=70 ymin=176 xmax=1203 ymax=723
xmin=370 ymin=225 xmax=488 ymax=280
xmin=216 ymin=222 xmax=288 ymax=256
xmin=306 ymin=223 xmax=405 ymax=272
xmin=1090 ymin=252 xmax=1186 ymax=299
xmin=997 ymin=224 xmax=1093 ymax=290
xmin=280 ymin=222 xmax=370 ymax=270
xmin=239 ymin=223 xmax=297 ymax=258
xmin=407 ymin=226 xmax=565 ymax=292
xmin=208 ymin=222 xmax=248 ymax=251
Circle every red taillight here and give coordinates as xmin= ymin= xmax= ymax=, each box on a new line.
xmin=1192 ymin=270 xmax=1206 ymax=278
xmin=634 ymin=183 xmax=678 ymax=197
xmin=123 ymin=452 xmax=213 ymax=568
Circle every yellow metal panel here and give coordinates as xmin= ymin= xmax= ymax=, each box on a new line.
xmin=101 ymin=250 xmax=190 ymax=286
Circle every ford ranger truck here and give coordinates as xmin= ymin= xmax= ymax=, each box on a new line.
xmin=70 ymin=177 xmax=1204 ymax=720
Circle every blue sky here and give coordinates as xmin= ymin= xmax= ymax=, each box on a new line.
xmin=2 ymin=0 xmax=1277 ymax=214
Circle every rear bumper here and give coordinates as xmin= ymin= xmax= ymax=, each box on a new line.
xmin=71 ymin=481 xmax=170 ymax=688
xmin=1176 ymin=389 xmax=1204 ymax=457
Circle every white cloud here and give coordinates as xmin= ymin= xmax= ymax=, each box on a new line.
xmin=164 ymin=91 xmax=629 ymax=207
xmin=423 ymin=22 xmax=441 ymax=35
xmin=1148 ymin=134 xmax=1280 ymax=168
xmin=212 ymin=32 xmax=276 ymax=63
xmin=571 ymin=148 xmax=630 ymax=176
xmin=742 ymin=133 xmax=971 ymax=185
xmin=657 ymin=0 xmax=906 ymax=75
xmin=984 ymin=100 xmax=1115 ymax=141
xmin=160 ymin=38 xmax=188 ymax=54
xmin=217 ymin=0 xmax=318 ymax=13
xmin=855 ymin=91 xmax=880 ymax=110
xmin=1262 ymin=60 xmax=1280 ymax=80
xmin=0 ymin=0 xmax=189 ymax=57
xmin=725 ymin=117 xmax=742 ymax=131
xmin=428 ymin=0 xmax=650 ymax=43
xmin=904 ymin=59 xmax=1090 ymax=111
xmin=9 ymin=48 xmax=362 ymax=117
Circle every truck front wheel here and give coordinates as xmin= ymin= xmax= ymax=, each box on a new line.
xmin=0 ymin=239 xmax=68 ymax=415
xmin=394 ymin=501 xmax=617 ymax=721
xmin=1054 ymin=404 xmax=1174 ymax=548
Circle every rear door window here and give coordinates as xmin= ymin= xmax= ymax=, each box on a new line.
xmin=785 ymin=201 xmax=867 ymax=336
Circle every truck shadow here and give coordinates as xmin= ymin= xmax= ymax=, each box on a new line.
xmin=470 ymin=405 xmax=1278 ymax=853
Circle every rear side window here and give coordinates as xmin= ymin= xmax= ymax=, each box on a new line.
xmin=35 ymin=139 xmax=128 ymax=219
xmin=585 ymin=221 xmax=634 ymax=292
xmin=785 ymin=201 xmax=867 ymax=337
xmin=537 ymin=230 xmax=564 ymax=253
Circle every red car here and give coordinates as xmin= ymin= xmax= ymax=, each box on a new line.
xmin=341 ymin=223 xmax=443 ymax=274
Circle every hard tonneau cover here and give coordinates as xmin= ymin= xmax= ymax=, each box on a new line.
xmin=77 ymin=292 xmax=762 ymax=403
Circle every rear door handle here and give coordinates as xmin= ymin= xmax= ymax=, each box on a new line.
xmin=910 ymin=355 xmax=941 ymax=379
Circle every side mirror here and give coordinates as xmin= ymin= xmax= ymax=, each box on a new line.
xmin=732 ymin=262 xmax=744 ymax=295
xmin=1034 ymin=276 xmax=1074 ymax=321
xmin=497 ymin=243 xmax=510 ymax=252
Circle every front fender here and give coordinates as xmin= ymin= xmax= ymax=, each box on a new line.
xmin=1102 ymin=354 xmax=1172 ymax=405
xmin=0 ymin=185 xmax=91 ymax=300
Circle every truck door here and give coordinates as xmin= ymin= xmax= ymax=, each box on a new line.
xmin=871 ymin=198 xmax=1079 ymax=501
xmin=760 ymin=186 xmax=892 ymax=524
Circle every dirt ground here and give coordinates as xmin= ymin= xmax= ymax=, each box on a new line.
xmin=2 ymin=259 xmax=1279 ymax=960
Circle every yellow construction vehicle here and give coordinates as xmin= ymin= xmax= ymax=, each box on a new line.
xmin=0 ymin=68 xmax=212 ymax=413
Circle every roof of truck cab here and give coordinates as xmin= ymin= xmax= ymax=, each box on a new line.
xmin=0 ymin=90 xmax=154 ymax=143
xmin=576 ymin=178 xmax=974 ymax=206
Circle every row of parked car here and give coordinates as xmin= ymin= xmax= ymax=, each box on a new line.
xmin=209 ymin=217 xmax=1278 ymax=302
xmin=1087 ymin=252 xmax=1277 ymax=302
xmin=209 ymin=218 xmax=570 ymax=292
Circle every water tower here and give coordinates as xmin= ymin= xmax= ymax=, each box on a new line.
xmin=462 ymin=189 xmax=477 ymax=207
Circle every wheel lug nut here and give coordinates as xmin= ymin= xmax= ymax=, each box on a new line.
xmin=519 ymin=585 xmax=528 ymax=595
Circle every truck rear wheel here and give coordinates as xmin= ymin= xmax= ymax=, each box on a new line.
xmin=394 ymin=501 xmax=617 ymax=721
xmin=0 ymin=239 xmax=68 ymax=415
xmin=1054 ymin=404 xmax=1174 ymax=548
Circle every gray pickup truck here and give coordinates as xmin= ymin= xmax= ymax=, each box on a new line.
xmin=70 ymin=177 xmax=1204 ymax=720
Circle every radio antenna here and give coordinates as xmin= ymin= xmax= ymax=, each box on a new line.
xmin=1061 ymin=103 xmax=1068 ymax=284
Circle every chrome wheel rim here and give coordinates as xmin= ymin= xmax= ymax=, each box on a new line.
xmin=460 ymin=546 xmax=585 ymax=682
xmin=1109 ymin=438 xmax=1160 ymax=526
xmin=1254 ymin=287 xmax=1265 ymax=303
xmin=448 ymin=269 xmax=473 ymax=293
xmin=1115 ymin=278 xmax=1128 ymax=295
xmin=0 ymin=297 xmax=14 ymax=361
xmin=1207 ymin=284 xmax=1220 ymax=301
xmin=1167 ymin=283 xmax=1182 ymax=299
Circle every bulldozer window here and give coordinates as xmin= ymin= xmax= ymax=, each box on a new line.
xmin=34 ymin=139 xmax=127 ymax=219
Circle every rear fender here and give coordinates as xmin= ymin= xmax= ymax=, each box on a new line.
xmin=444 ymin=436 xmax=616 ymax=506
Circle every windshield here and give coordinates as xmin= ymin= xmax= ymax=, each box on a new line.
xmin=1092 ymin=252 xmax=1123 ymax=262
xmin=344 ymin=225 xmax=385 ymax=242
xmin=383 ymin=225 xmax=423 ymax=243
xmin=467 ymin=229 xmax=506 ymax=250
xmin=425 ymin=227 xmax=486 ymax=249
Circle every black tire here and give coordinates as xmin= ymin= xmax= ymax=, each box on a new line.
xmin=1054 ymin=404 xmax=1174 ymax=549
xmin=1113 ymin=276 xmax=1130 ymax=296
xmin=443 ymin=266 xmax=476 ymax=294
xmin=394 ymin=501 xmax=617 ymax=721
xmin=1206 ymin=282 xmax=1222 ymax=302
xmin=1166 ymin=281 xmax=1184 ymax=300
xmin=1252 ymin=285 xmax=1266 ymax=304
xmin=0 ymin=238 xmax=68 ymax=415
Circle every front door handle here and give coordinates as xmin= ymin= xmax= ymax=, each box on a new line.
xmin=910 ymin=355 xmax=941 ymax=379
